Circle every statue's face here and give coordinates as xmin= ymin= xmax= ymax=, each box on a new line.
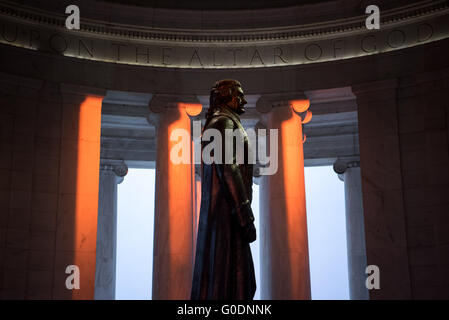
xmin=227 ymin=86 xmax=247 ymax=115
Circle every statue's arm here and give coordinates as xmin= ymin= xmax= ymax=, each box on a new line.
xmin=207 ymin=116 xmax=256 ymax=235
xmin=221 ymin=164 xmax=255 ymax=228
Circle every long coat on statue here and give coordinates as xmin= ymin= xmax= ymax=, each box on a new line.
xmin=191 ymin=105 xmax=256 ymax=300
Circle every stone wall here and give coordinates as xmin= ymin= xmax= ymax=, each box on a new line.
xmin=354 ymin=68 xmax=449 ymax=299
xmin=0 ymin=73 xmax=104 ymax=299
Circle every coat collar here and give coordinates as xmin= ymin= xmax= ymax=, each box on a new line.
xmin=213 ymin=105 xmax=241 ymax=124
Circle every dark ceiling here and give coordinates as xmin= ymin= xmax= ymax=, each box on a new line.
xmin=101 ymin=0 xmax=330 ymax=10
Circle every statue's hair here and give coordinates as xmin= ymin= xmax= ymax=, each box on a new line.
xmin=205 ymin=79 xmax=242 ymax=126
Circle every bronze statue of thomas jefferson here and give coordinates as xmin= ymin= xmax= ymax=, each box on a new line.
xmin=191 ymin=79 xmax=257 ymax=300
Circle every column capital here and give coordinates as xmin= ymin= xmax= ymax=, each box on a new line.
xmin=333 ymin=159 xmax=360 ymax=181
xmin=148 ymin=94 xmax=203 ymax=126
xmin=100 ymin=159 xmax=128 ymax=183
xmin=256 ymin=92 xmax=312 ymax=143
xmin=256 ymin=93 xmax=311 ymax=124
xmin=149 ymin=94 xmax=201 ymax=112
xmin=59 ymin=83 xmax=107 ymax=98
xmin=256 ymin=92 xmax=309 ymax=113
xmin=59 ymin=83 xmax=106 ymax=108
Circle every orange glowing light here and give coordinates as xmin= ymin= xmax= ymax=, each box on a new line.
xmin=183 ymin=103 xmax=202 ymax=117
xmin=290 ymin=99 xmax=310 ymax=114
xmin=73 ymin=96 xmax=102 ymax=299
xmin=153 ymin=103 xmax=198 ymax=298
xmin=166 ymin=105 xmax=193 ymax=254
xmin=301 ymin=110 xmax=312 ymax=124
xmin=276 ymin=104 xmax=311 ymax=298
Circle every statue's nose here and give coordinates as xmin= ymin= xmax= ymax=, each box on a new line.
xmin=242 ymin=98 xmax=248 ymax=105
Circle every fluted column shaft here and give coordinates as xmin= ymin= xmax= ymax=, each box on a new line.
xmin=257 ymin=96 xmax=312 ymax=299
xmin=334 ymin=160 xmax=369 ymax=300
xmin=94 ymin=161 xmax=128 ymax=300
xmin=149 ymin=95 xmax=201 ymax=299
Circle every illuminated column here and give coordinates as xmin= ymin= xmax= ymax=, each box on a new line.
xmin=256 ymin=94 xmax=312 ymax=300
xmin=94 ymin=160 xmax=128 ymax=300
xmin=334 ymin=160 xmax=369 ymax=300
xmin=0 ymin=76 xmax=104 ymax=299
xmin=54 ymin=84 xmax=105 ymax=300
xmin=148 ymin=95 xmax=202 ymax=300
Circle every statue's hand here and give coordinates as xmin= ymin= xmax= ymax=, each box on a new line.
xmin=233 ymin=200 xmax=256 ymax=243
xmin=243 ymin=222 xmax=256 ymax=243
xmin=234 ymin=200 xmax=254 ymax=227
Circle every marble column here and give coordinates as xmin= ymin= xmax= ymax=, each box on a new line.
xmin=256 ymin=94 xmax=312 ymax=300
xmin=148 ymin=95 xmax=202 ymax=300
xmin=54 ymin=84 xmax=106 ymax=300
xmin=94 ymin=160 xmax=128 ymax=300
xmin=334 ymin=160 xmax=369 ymax=300
xmin=0 ymin=76 xmax=106 ymax=299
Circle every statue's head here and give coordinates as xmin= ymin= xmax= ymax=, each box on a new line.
xmin=209 ymin=79 xmax=247 ymax=115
